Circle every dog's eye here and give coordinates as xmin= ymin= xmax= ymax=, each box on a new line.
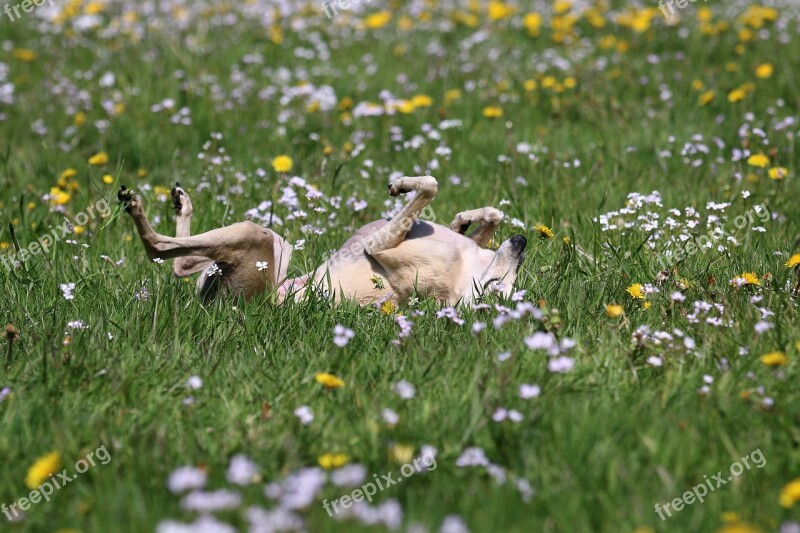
xmin=482 ymin=277 xmax=500 ymax=289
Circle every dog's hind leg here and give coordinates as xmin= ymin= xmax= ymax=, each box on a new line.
xmin=450 ymin=207 xmax=503 ymax=247
xmin=363 ymin=175 xmax=438 ymax=255
xmin=170 ymin=184 xmax=214 ymax=277
xmin=118 ymin=186 xmax=291 ymax=301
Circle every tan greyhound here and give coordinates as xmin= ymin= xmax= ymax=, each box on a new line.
xmin=118 ymin=175 xmax=527 ymax=306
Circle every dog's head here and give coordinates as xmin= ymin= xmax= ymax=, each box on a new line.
xmin=477 ymin=234 xmax=527 ymax=298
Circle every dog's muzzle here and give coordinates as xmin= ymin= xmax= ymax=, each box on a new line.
xmin=510 ymin=235 xmax=527 ymax=253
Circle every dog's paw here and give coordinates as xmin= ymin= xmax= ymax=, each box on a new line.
xmin=117 ymin=185 xmax=143 ymax=214
xmin=171 ymin=183 xmax=193 ymax=216
xmin=451 ymin=207 xmax=504 ymax=232
xmin=388 ymin=176 xmax=438 ymax=197
xmin=387 ymin=181 xmax=410 ymax=197
xmin=117 ymin=185 xmax=135 ymax=204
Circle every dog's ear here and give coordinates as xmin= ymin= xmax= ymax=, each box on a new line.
xmin=269 ymin=229 xmax=294 ymax=285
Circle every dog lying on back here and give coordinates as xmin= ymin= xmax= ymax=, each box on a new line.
xmin=118 ymin=175 xmax=526 ymax=305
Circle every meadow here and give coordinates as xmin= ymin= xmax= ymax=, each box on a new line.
xmin=1 ymin=1 xmax=800 ymax=531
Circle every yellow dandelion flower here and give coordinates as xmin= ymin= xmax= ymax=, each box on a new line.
xmin=482 ymin=106 xmax=503 ymax=118
xmin=453 ymin=11 xmax=479 ymax=28
xmin=699 ymin=90 xmax=716 ymax=106
xmin=315 ymin=372 xmax=344 ymax=389
xmin=444 ymin=88 xmax=462 ymax=105
xmin=74 ymin=112 xmax=86 ymax=126
xmin=746 ymin=154 xmax=770 ymax=167
xmin=271 ymin=155 xmax=293 ymax=173
xmin=60 ymin=168 xmax=78 ymax=181
xmin=73 ymin=226 xmax=85 ymax=235
xmin=88 ymin=151 xmax=109 ymax=166
xmin=12 ymin=48 xmax=37 ymax=62
xmin=338 ymin=96 xmax=353 ymax=111
xmin=411 ymin=95 xmax=433 ymax=108
xmin=768 ymin=167 xmax=788 ymax=180
xmin=523 ymin=12 xmax=542 ymax=35
xmin=306 ymin=100 xmax=321 ymax=113
xmin=553 ymin=1 xmax=572 ymax=15
xmin=755 ymin=63 xmax=773 ymax=79
xmin=49 ymin=187 xmax=71 ymax=206
xmin=317 ymin=453 xmax=349 ymax=470
xmin=780 ymin=478 xmax=800 ymax=508
xmin=716 ymin=524 xmax=761 ymax=533
xmin=523 ymin=79 xmax=537 ymax=91
xmin=25 ymin=451 xmax=61 ymax=489
xmin=727 ymin=87 xmax=747 ymax=103
xmin=626 ymin=283 xmax=645 ymax=300
xmin=738 ymin=272 xmax=761 ymax=285
xmin=534 ymin=224 xmax=554 ymax=239
xmin=380 ymin=300 xmax=396 ymax=316
xmin=697 ymin=7 xmax=713 ymax=22
xmin=395 ymin=100 xmax=416 ymax=114
xmin=599 ymin=35 xmax=616 ymax=49
xmin=364 ymin=11 xmax=392 ymax=29
xmin=85 ymin=2 xmax=105 ymax=15
xmin=388 ymin=444 xmax=414 ymax=463
xmin=102 ymin=174 xmax=114 ymax=184
xmin=605 ymin=304 xmax=624 ymax=318
xmin=760 ymin=351 xmax=787 ymax=367
xmin=488 ymin=1 xmax=515 ymax=21
xmin=785 ymin=253 xmax=800 ymax=268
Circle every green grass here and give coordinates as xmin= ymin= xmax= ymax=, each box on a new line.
xmin=1 ymin=1 xmax=799 ymax=532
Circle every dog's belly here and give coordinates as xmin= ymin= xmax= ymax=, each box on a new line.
xmin=313 ymin=220 xmax=483 ymax=305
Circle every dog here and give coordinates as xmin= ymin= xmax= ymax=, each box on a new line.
xmin=117 ymin=175 xmax=527 ymax=306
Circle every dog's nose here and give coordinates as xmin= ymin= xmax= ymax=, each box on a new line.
xmin=510 ymin=235 xmax=527 ymax=251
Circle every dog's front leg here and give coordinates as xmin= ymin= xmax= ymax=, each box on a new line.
xmin=363 ymin=175 xmax=438 ymax=255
